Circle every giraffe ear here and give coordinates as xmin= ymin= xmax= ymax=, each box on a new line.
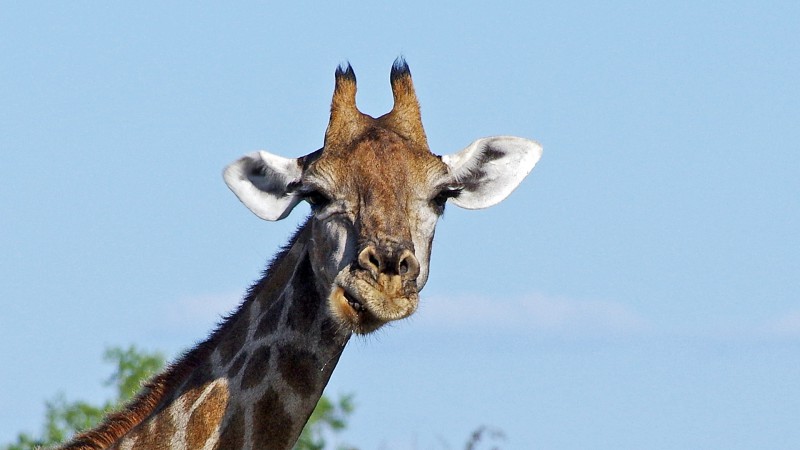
xmin=441 ymin=136 xmax=542 ymax=210
xmin=223 ymin=150 xmax=304 ymax=221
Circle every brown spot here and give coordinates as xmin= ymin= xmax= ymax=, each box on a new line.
xmin=240 ymin=346 xmax=271 ymax=391
xmin=216 ymin=408 xmax=244 ymax=450
xmin=249 ymin=255 xmax=302 ymax=315
xmin=184 ymin=362 xmax=215 ymax=393
xmin=285 ymin=258 xmax=319 ymax=333
xmin=319 ymin=316 xmax=341 ymax=344
xmin=227 ymin=351 xmax=248 ymax=379
xmin=256 ymin=304 xmax=283 ymax=338
xmin=218 ymin=307 xmax=250 ymax=364
xmin=178 ymin=388 xmax=205 ymax=421
xmin=252 ymin=387 xmax=294 ymax=450
xmin=158 ymin=409 xmax=180 ymax=435
xmin=277 ymin=345 xmax=319 ymax=397
xmin=285 ymin=296 xmax=318 ymax=333
xmin=187 ymin=382 xmax=229 ymax=449
xmin=130 ymin=412 xmax=173 ymax=449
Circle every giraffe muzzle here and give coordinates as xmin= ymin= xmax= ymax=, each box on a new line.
xmin=328 ymin=267 xmax=420 ymax=335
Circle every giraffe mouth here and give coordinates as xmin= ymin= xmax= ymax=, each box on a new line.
xmin=342 ymin=288 xmax=366 ymax=314
xmin=329 ymin=284 xmax=382 ymax=334
xmin=328 ymin=278 xmax=418 ymax=334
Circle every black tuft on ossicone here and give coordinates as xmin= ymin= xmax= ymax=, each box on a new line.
xmin=390 ymin=56 xmax=411 ymax=82
xmin=335 ymin=62 xmax=356 ymax=83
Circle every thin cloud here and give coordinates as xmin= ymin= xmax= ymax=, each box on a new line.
xmin=415 ymin=293 xmax=650 ymax=337
xmin=163 ymin=291 xmax=243 ymax=329
xmin=760 ymin=309 xmax=800 ymax=338
xmin=154 ymin=289 xmax=797 ymax=345
xmin=161 ymin=290 xmax=651 ymax=339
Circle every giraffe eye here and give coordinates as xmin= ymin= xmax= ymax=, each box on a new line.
xmin=301 ymin=189 xmax=331 ymax=209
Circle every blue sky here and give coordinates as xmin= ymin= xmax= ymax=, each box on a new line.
xmin=1 ymin=2 xmax=799 ymax=448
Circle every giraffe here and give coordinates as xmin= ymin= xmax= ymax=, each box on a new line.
xmin=56 ymin=59 xmax=542 ymax=450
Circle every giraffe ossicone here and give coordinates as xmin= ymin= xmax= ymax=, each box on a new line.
xmin=58 ymin=59 xmax=541 ymax=450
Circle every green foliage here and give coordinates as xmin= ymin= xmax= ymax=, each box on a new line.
xmin=296 ymin=393 xmax=356 ymax=450
xmin=102 ymin=346 xmax=165 ymax=404
xmin=2 ymin=345 xmax=354 ymax=450
xmin=2 ymin=345 xmax=164 ymax=450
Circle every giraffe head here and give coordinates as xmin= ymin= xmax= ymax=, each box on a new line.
xmin=224 ymin=60 xmax=542 ymax=334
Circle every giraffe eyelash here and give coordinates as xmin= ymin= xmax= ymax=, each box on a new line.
xmin=430 ymin=186 xmax=462 ymax=214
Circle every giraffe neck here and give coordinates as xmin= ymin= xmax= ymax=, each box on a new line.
xmin=59 ymin=219 xmax=352 ymax=450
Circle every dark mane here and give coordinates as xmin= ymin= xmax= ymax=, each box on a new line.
xmin=57 ymin=218 xmax=313 ymax=450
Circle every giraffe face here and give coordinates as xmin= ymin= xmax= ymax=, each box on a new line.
xmin=298 ymin=128 xmax=450 ymax=333
xmin=224 ymin=60 xmax=542 ymax=334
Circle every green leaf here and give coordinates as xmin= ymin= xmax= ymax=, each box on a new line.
xmin=295 ymin=393 xmax=356 ymax=450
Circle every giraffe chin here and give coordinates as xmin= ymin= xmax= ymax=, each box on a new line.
xmin=328 ymin=280 xmax=419 ymax=335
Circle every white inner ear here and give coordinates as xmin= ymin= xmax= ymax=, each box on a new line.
xmin=441 ymin=136 xmax=542 ymax=210
xmin=223 ymin=150 xmax=304 ymax=221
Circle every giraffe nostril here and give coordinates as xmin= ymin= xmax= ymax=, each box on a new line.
xmin=358 ymin=246 xmax=382 ymax=277
xmin=397 ymin=249 xmax=420 ymax=281
xmin=369 ymin=253 xmax=381 ymax=271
